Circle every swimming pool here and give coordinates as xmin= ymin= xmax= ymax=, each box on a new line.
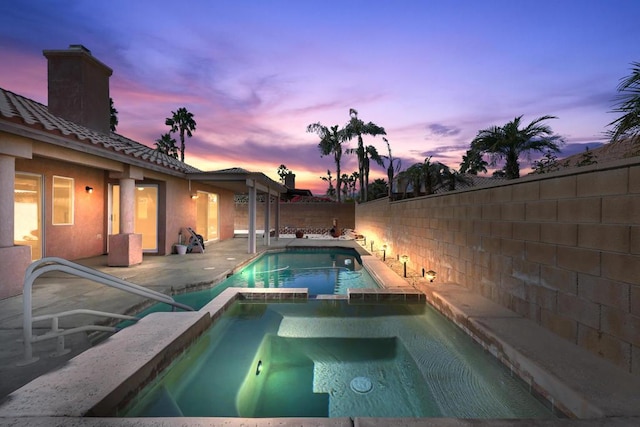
xmin=227 ymin=247 xmax=378 ymax=295
xmin=146 ymin=248 xmax=379 ymax=314
xmin=121 ymin=298 xmax=557 ymax=419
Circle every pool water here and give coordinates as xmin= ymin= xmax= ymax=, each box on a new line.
xmin=143 ymin=248 xmax=379 ymax=315
xmin=121 ymin=300 xmax=557 ymax=419
xmin=227 ymin=248 xmax=377 ymax=295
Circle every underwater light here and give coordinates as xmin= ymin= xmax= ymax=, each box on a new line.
xmin=256 ymin=360 xmax=263 ymax=375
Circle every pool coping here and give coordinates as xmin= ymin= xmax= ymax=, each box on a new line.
xmin=1 ymin=250 xmax=640 ymax=425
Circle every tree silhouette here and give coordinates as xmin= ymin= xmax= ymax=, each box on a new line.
xmin=277 ymin=164 xmax=292 ymax=184
xmin=320 ymin=169 xmax=336 ymax=198
xmin=608 ymin=61 xmax=640 ymax=142
xmin=343 ymin=109 xmax=386 ymax=201
xmin=470 ymin=115 xmax=562 ymax=179
xmin=155 ymin=133 xmax=178 ymax=159
xmin=109 ymin=98 xmax=118 ymax=132
xmin=383 ymin=137 xmax=401 ymax=197
xmin=165 ymin=107 xmax=197 ymax=162
xmin=308 ymin=123 xmax=346 ymax=202
xmin=459 ymin=148 xmax=488 ymax=175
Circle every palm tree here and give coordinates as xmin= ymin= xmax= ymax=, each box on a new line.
xmin=109 ymin=98 xmax=118 ymax=132
xmin=421 ymin=157 xmax=447 ymax=195
xmin=340 ymin=174 xmax=351 ymax=199
xmin=470 ymin=115 xmax=562 ymax=179
xmin=400 ymin=163 xmax=424 ymax=198
xmin=398 ymin=157 xmax=451 ymax=198
xmin=155 ymin=133 xmax=178 ymax=159
xmin=368 ymin=178 xmax=389 ymax=200
xmin=383 ymin=137 xmax=402 ymax=197
xmin=277 ymin=164 xmax=292 ymax=184
xmin=459 ymin=148 xmax=488 ymax=175
xmin=608 ymin=61 xmax=640 ymax=142
xmin=320 ymin=169 xmax=336 ymax=198
xmin=345 ymin=171 xmax=359 ymax=200
xmin=363 ymin=145 xmax=384 ymax=196
xmin=165 ymin=107 xmax=197 ymax=162
xmin=307 ymin=123 xmax=345 ymax=202
xmin=439 ymin=164 xmax=471 ymax=191
xmin=345 ymin=144 xmax=384 ymax=200
xmin=343 ymin=109 xmax=386 ymax=202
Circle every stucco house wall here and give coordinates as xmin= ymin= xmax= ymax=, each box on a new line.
xmin=162 ymin=178 xmax=237 ymax=250
xmin=355 ymin=157 xmax=640 ymax=375
xmin=16 ymin=157 xmax=107 ymax=260
xmin=13 ymin=147 xmax=240 ymax=260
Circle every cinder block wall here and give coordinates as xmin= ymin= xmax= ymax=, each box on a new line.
xmin=234 ymin=201 xmax=355 ymax=234
xmin=356 ymin=158 xmax=640 ymax=374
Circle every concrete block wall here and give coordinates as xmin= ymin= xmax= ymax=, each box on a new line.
xmin=356 ymin=158 xmax=640 ymax=374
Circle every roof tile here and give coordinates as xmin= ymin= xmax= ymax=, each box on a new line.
xmin=0 ymin=87 xmax=201 ymax=174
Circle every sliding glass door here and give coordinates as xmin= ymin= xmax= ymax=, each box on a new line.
xmin=196 ymin=191 xmax=219 ymax=241
xmin=14 ymin=173 xmax=43 ymax=261
xmin=110 ymin=184 xmax=158 ymax=252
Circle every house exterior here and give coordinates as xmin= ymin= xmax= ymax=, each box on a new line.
xmin=0 ymin=45 xmax=285 ymax=300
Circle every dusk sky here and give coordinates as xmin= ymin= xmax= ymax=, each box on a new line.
xmin=1 ymin=1 xmax=639 ymax=194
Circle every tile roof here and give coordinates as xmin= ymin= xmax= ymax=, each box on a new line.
xmin=0 ymin=87 xmax=201 ymax=174
xmin=213 ymin=167 xmax=251 ymax=174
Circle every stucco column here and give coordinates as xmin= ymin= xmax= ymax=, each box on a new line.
xmin=263 ymin=192 xmax=271 ymax=246
xmin=0 ymin=155 xmax=15 ymax=248
xmin=274 ymin=194 xmax=280 ymax=240
xmin=119 ymin=177 xmax=135 ymax=234
xmin=248 ymin=185 xmax=257 ymax=254
xmin=0 ymin=155 xmax=32 ymax=299
xmin=107 ymin=166 xmax=143 ymax=267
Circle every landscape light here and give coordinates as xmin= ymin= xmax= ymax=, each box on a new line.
xmin=400 ymin=255 xmax=409 ymax=277
xmin=426 ymin=270 xmax=437 ymax=282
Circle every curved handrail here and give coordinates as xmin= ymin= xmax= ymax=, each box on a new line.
xmin=21 ymin=257 xmax=194 ymax=364
xmin=25 ymin=257 xmax=186 ymax=306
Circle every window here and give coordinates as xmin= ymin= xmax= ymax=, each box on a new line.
xmin=52 ymin=176 xmax=74 ymax=225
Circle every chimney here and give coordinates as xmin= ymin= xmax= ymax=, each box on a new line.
xmin=43 ymin=45 xmax=113 ymax=134
xmin=284 ymin=173 xmax=296 ymax=189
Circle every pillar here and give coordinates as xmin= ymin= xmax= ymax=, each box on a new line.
xmin=119 ymin=177 xmax=135 ymax=234
xmin=248 ymin=185 xmax=257 ymax=254
xmin=0 ymin=155 xmax=32 ymax=299
xmin=0 ymin=156 xmax=15 ymax=248
xmin=263 ymin=192 xmax=271 ymax=246
xmin=275 ymin=194 xmax=281 ymax=240
xmin=108 ymin=167 xmax=143 ymax=267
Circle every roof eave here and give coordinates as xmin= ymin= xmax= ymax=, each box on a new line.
xmin=0 ymin=121 xmax=189 ymax=177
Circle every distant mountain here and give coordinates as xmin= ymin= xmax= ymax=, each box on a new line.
xmin=556 ymin=135 xmax=639 ymax=169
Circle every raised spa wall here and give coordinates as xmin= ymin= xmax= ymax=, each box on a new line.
xmin=355 ymin=156 xmax=640 ymax=375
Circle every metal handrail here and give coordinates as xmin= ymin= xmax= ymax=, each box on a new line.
xmin=20 ymin=257 xmax=194 ymax=365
